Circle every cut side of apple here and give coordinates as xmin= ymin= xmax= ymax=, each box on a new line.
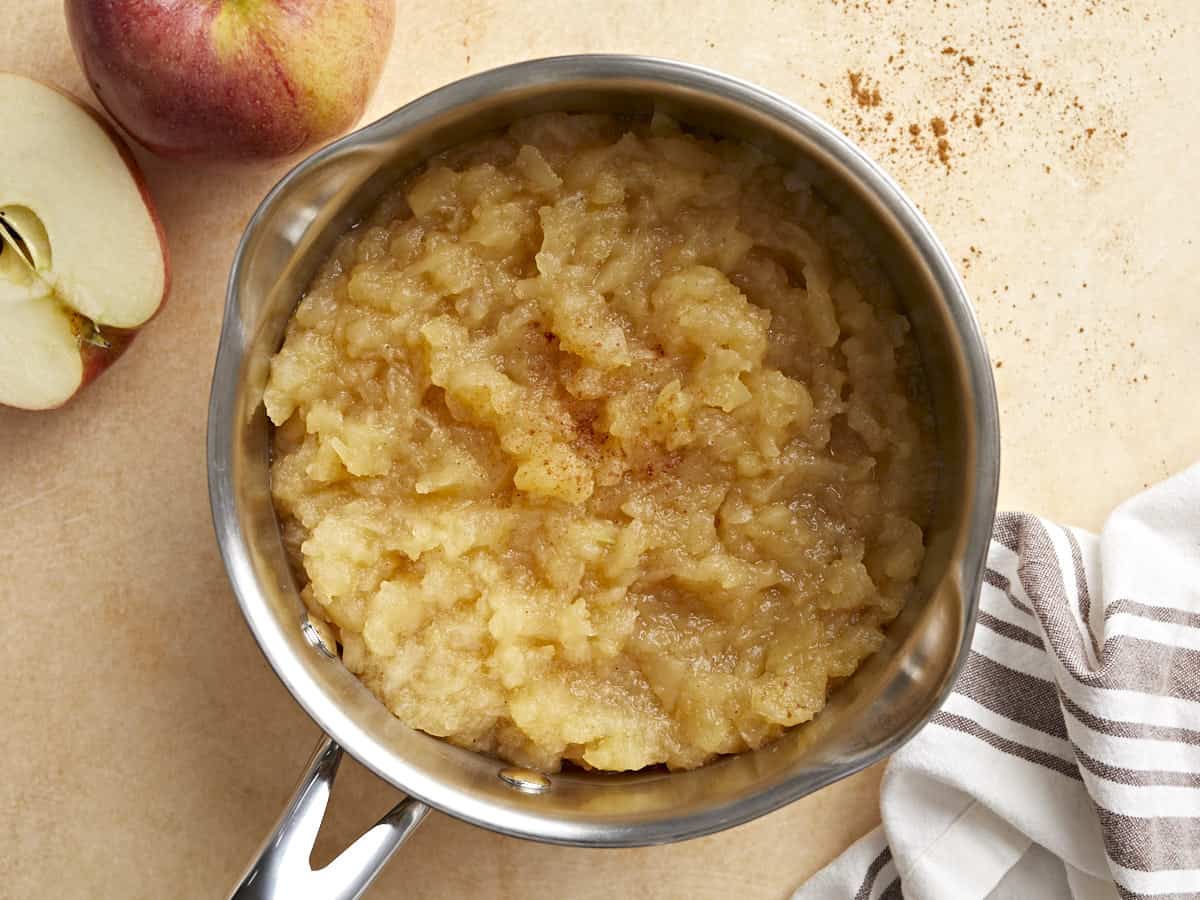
xmin=0 ymin=72 xmax=168 ymax=410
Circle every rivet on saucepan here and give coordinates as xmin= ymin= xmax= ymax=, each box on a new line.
xmin=498 ymin=767 xmax=551 ymax=794
xmin=300 ymin=614 xmax=336 ymax=659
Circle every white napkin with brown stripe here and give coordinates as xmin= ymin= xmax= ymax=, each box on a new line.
xmin=794 ymin=463 xmax=1200 ymax=900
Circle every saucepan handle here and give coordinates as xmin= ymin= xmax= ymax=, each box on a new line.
xmin=229 ymin=735 xmax=429 ymax=900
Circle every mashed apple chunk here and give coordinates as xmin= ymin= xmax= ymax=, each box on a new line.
xmin=265 ymin=113 xmax=936 ymax=773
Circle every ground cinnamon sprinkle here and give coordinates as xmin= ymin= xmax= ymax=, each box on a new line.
xmin=936 ymin=138 xmax=952 ymax=169
xmin=826 ymin=1 xmax=1138 ymax=176
xmin=847 ymin=70 xmax=882 ymax=107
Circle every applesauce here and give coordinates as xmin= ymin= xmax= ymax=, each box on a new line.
xmin=264 ymin=113 xmax=936 ymax=773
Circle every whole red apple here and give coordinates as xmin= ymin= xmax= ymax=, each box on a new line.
xmin=64 ymin=0 xmax=396 ymax=160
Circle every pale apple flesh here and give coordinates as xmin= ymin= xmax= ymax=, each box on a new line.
xmin=0 ymin=288 xmax=86 ymax=412
xmin=0 ymin=73 xmax=168 ymax=410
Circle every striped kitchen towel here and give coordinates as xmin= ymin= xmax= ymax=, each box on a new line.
xmin=795 ymin=463 xmax=1200 ymax=900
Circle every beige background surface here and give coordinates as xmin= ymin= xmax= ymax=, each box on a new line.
xmin=2 ymin=1 xmax=1197 ymax=897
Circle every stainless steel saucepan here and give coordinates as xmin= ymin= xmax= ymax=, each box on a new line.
xmin=207 ymin=55 xmax=1000 ymax=899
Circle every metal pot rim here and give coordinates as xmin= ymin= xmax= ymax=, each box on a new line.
xmin=209 ymin=53 xmax=1000 ymax=856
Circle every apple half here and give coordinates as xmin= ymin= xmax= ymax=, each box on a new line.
xmin=0 ymin=73 xmax=168 ymax=410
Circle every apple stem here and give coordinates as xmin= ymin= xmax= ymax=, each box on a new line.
xmin=82 ymin=321 xmax=111 ymax=350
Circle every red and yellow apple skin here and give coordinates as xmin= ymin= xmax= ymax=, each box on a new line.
xmin=65 ymin=0 xmax=396 ymax=160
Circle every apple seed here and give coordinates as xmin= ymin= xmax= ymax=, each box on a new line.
xmin=0 ymin=219 xmax=34 ymax=270
xmin=0 ymin=206 xmax=51 ymax=271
